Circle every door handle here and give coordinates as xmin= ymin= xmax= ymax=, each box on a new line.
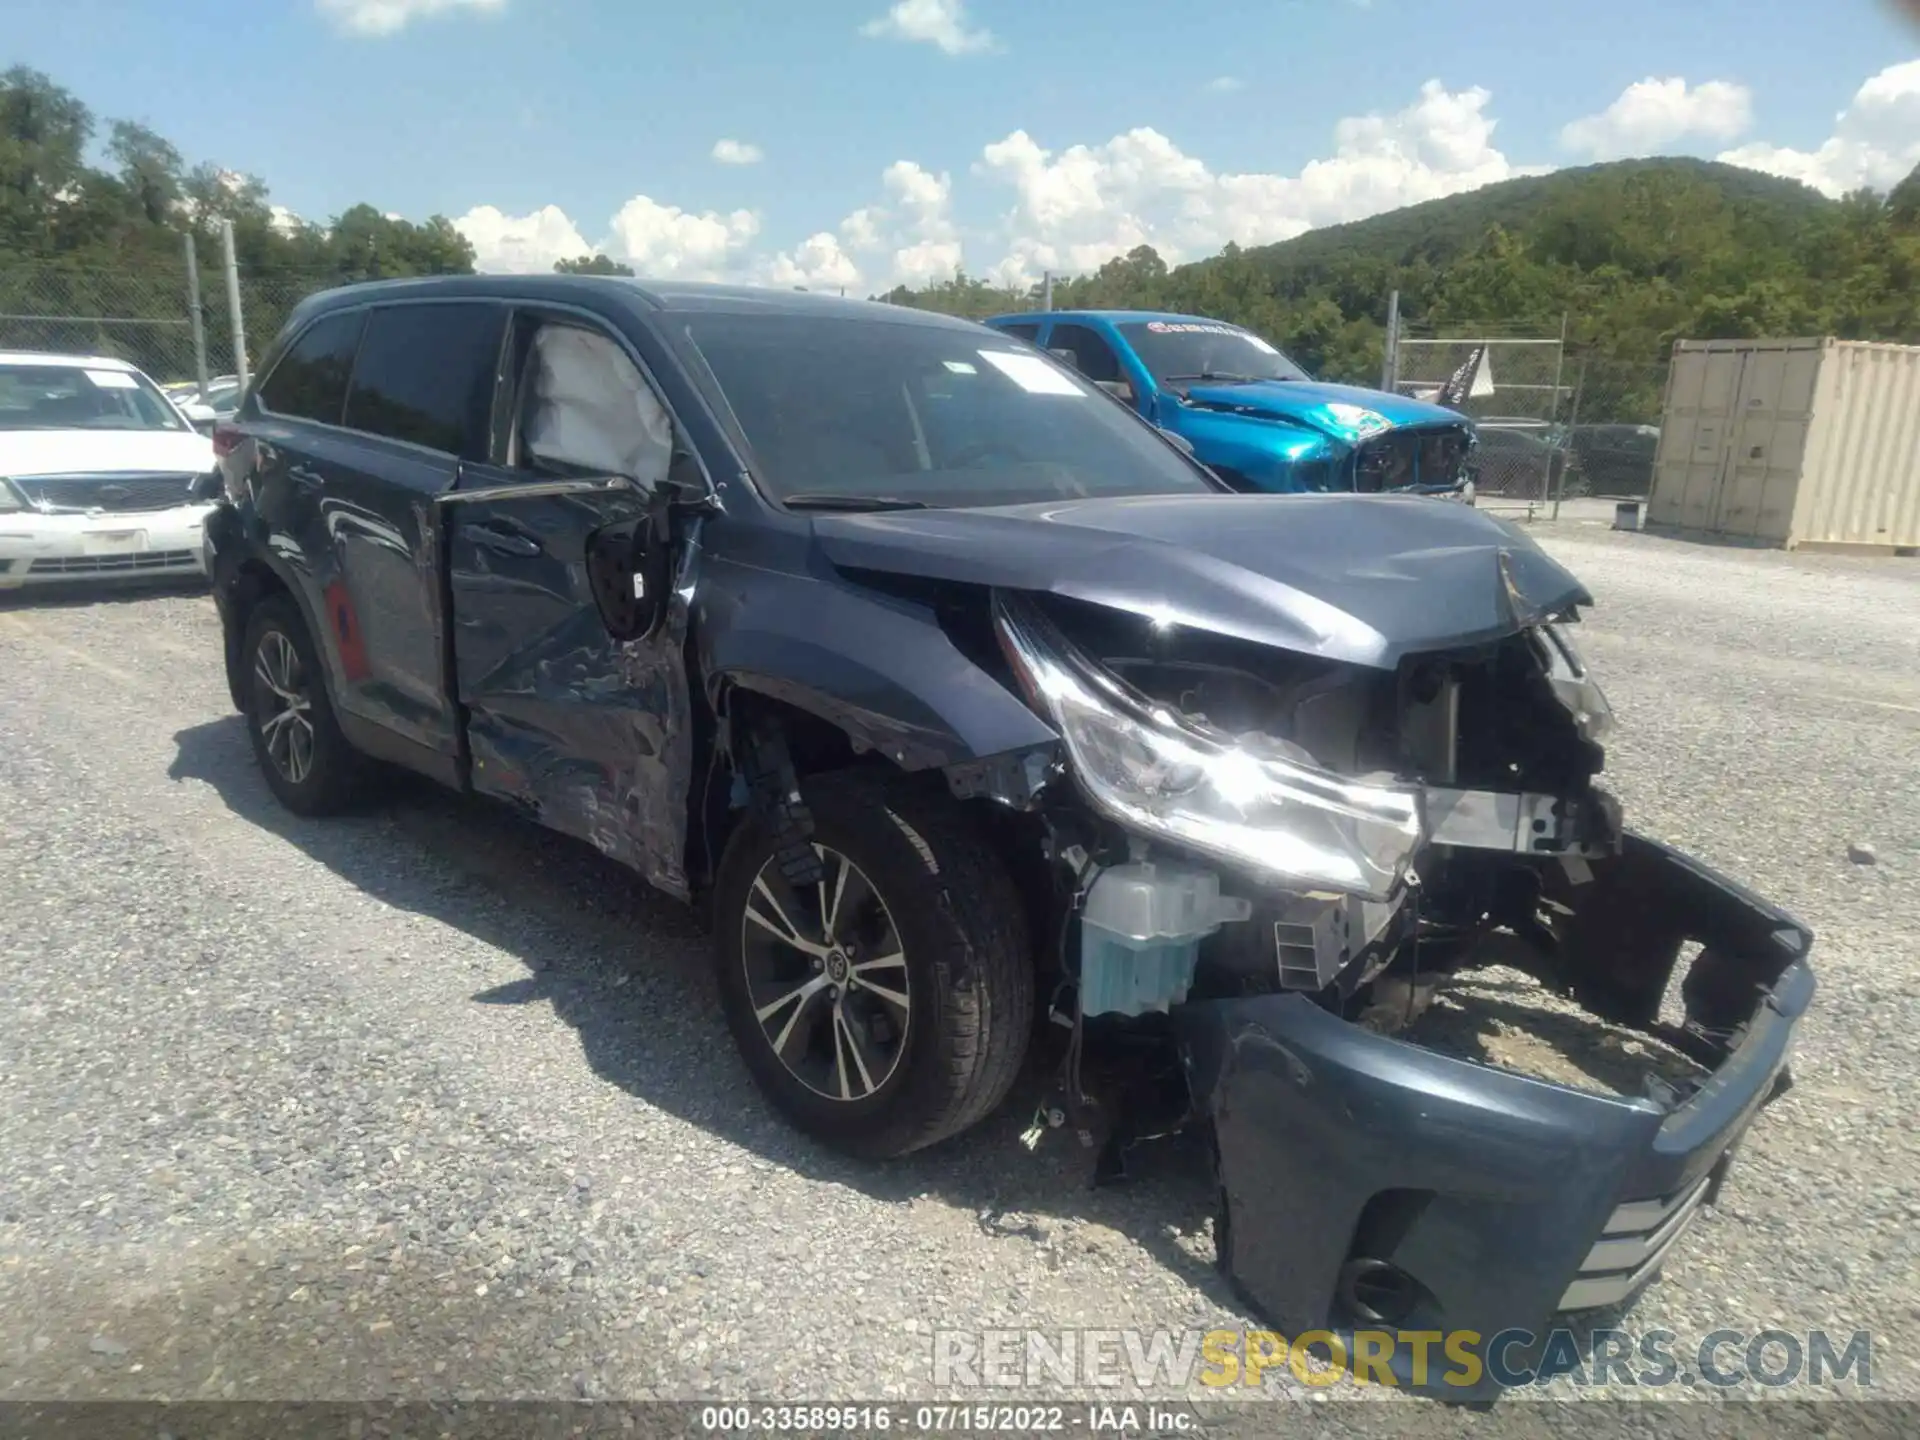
xmin=460 ymin=520 xmax=542 ymax=558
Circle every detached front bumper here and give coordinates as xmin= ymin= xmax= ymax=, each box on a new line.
xmin=0 ymin=503 xmax=216 ymax=588
xmin=1172 ymin=832 xmax=1814 ymax=1402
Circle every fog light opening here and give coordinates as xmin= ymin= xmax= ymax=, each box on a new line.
xmin=1337 ymin=1258 xmax=1421 ymax=1328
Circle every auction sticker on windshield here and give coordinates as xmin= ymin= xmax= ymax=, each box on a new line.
xmin=979 ymin=350 xmax=1086 ymax=396
xmin=1144 ymin=322 xmax=1240 ymax=337
xmin=84 ymin=370 xmax=139 ymax=389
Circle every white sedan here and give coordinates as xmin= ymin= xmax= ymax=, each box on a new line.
xmin=0 ymin=351 xmax=220 ymax=589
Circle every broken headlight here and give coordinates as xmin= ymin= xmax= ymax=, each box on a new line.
xmin=1535 ymin=621 xmax=1614 ymax=742
xmin=995 ymin=595 xmax=1423 ymax=901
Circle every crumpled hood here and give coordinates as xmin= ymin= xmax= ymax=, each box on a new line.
xmin=1178 ymin=378 xmax=1468 ymax=444
xmin=813 ymin=492 xmax=1590 ymax=670
xmin=0 ymin=428 xmax=215 ymax=479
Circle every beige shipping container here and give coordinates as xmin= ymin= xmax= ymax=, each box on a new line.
xmin=1647 ymin=337 xmax=1920 ymax=552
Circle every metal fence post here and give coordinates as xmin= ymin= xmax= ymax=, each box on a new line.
xmin=1545 ymin=313 xmax=1569 ymax=520
xmin=1042 ymin=271 xmax=1053 ymax=312
xmin=1381 ymin=290 xmax=1400 ymax=392
xmin=220 ymin=219 xmax=249 ymax=392
xmin=183 ymin=232 xmax=210 ymax=401
xmin=1557 ymin=352 xmax=1589 ymax=522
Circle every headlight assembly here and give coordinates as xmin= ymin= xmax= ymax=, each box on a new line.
xmin=1535 ymin=620 xmax=1614 ymax=742
xmin=994 ymin=595 xmax=1424 ymax=901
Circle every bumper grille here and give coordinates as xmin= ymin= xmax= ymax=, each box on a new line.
xmin=1355 ymin=427 xmax=1472 ymax=493
xmin=15 ymin=472 xmax=200 ymax=513
xmin=1559 ymin=1174 xmax=1713 ymax=1311
xmin=28 ymin=549 xmax=200 ymax=576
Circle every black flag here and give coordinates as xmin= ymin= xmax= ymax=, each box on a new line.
xmin=1437 ymin=345 xmax=1487 ymax=408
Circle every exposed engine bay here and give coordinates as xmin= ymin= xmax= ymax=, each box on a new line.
xmin=992 ymin=588 xmax=1632 ymax=1038
xmin=961 ymin=582 xmax=1812 ymax=1393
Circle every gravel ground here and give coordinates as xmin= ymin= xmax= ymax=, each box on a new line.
xmin=0 ymin=522 xmax=1916 ymax=1434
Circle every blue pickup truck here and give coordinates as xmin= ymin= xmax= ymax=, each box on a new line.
xmin=981 ymin=309 xmax=1477 ymax=498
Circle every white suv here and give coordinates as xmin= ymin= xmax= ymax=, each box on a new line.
xmin=0 ymin=350 xmax=219 ymax=589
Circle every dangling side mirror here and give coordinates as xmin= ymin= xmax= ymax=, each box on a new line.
xmin=1157 ymin=426 xmax=1196 ymax=457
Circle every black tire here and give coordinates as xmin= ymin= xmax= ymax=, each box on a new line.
xmin=241 ymin=594 xmax=368 ymax=816
xmin=714 ymin=770 xmax=1034 ymax=1159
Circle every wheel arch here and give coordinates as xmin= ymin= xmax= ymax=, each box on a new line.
xmin=218 ymin=555 xmax=298 ymax=713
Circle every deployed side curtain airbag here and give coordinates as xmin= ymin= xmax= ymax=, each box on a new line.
xmin=524 ymin=326 xmax=673 ymax=484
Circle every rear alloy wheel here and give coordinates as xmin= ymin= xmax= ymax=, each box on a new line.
xmin=715 ymin=773 xmax=1034 ymax=1158
xmin=242 ymin=595 xmax=367 ymax=816
xmin=253 ymin=628 xmax=316 ymax=786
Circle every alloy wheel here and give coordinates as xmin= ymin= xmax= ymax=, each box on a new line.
xmin=739 ymin=844 xmax=911 ymax=1102
xmin=252 ymin=629 xmax=316 ymax=785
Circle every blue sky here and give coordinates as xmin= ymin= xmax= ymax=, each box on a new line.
xmin=9 ymin=0 xmax=1919 ymax=290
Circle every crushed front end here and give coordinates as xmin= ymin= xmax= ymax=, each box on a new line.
xmin=986 ymin=587 xmax=1813 ymax=1402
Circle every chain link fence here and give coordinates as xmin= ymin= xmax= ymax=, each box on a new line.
xmin=1387 ymin=324 xmax=1674 ymax=509
xmin=0 ymin=263 xmax=205 ymax=384
xmin=0 ymin=251 xmax=344 ymax=392
xmin=1388 ymin=326 xmax=1572 ymax=512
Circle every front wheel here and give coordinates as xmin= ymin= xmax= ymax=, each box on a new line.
xmin=713 ymin=772 xmax=1034 ymax=1159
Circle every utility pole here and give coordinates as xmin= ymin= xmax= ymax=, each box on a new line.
xmin=1042 ymin=271 xmax=1053 ymax=312
xmin=220 ymin=219 xmax=249 ymax=392
xmin=1380 ymin=289 xmax=1401 ymax=392
xmin=182 ymin=231 xmax=210 ymax=400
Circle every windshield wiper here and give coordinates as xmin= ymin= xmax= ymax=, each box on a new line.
xmin=782 ymin=493 xmax=931 ymax=512
xmin=1161 ymin=372 xmax=1275 ymax=385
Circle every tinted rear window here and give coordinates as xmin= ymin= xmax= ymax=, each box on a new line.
xmin=344 ymin=303 xmax=506 ymax=459
xmin=258 ymin=309 xmax=366 ymax=424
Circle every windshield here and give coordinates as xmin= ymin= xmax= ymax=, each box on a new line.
xmin=1118 ymin=321 xmax=1310 ymax=385
xmin=0 ymin=363 xmax=187 ymax=433
xmin=680 ymin=312 xmax=1216 ymax=509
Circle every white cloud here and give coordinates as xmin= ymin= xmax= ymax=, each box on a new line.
xmin=1718 ymin=59 xmax=1920 ymax=197
xmin=607 ymin=196 xmax=760 ymax=278
xmin=1204 ymin=77 xmax=1245 ymax=94
xmin=315 ymin=0 xmax=503 ymax=37
xmin=975 ymin=80 xmax=1522 ymax=286
xmin=455 ymin=196 xmax=760 ymax=278
xmin=1560 ymin=77 xmax=1754 ymax=160
xmin=859 ymin=0 xmax=996 ymax=56
xmin=764 ymin=233 xmax=863 ymax=292
xmin=712 ymin=138 xmax=765 ymax=166
xmin=762 ymin=159 xmax=963 ymax=293
xmin=453 ymin=203 xmax=590 ymax=273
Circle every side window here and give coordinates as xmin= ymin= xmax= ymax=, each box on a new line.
xmin=1047 ymin=324 xmax=1125 ymax=386
xmin=257 ymin=309 xmax=366 ymax=425
xmin=343 ymin=303 xmax=507 ymax=460
xmin=998 ymin=321 xmax=1043 ymax=343
xmin=511 ymin=322 xmax=674 ymax=486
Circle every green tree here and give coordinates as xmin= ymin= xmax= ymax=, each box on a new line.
xmin=556 ymin=253 xmax=635 ymax=276
xmin=0 ymin=67 xmax=92 ymax=251
xmin=106 ymin=120 xmax=184 ymax=228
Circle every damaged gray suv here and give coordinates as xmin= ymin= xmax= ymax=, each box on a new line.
xmin=204 ymin=276 xmax=1813 ymax=1398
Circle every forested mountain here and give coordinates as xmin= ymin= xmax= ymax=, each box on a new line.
xmin=883 ymin=157 xmax=1920 ymax=400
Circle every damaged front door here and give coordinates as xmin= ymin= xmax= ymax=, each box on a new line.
xmin=441 ymin=313 xmax=700 ymax=897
